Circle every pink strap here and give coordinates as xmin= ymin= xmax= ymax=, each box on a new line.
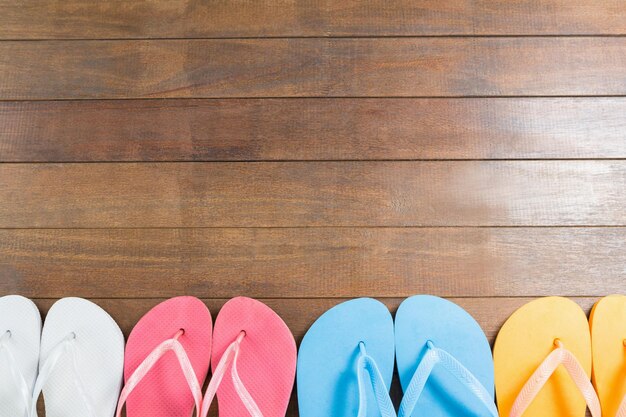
xmin=509 ymin=341 xmax=601 ymax=417
xmin=200 ymin=331 xmax=263 ymax=417
xmin=115 ymin=330 xmax=203 ymax=417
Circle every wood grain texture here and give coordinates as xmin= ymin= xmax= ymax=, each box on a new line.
xmin=2 ymin=98 xmax=626 ymax=162
xmin=1 ymin=161 xmax=624 ymax=228
xmin=1 ymin=0 xmax=625 ymax=39
xmin=2 ymin=38 xmax=626 ymax=99
xmin=1 ymin=228 xmax=623 ymax=298
xmin=2 ymin=2 xmax=623 ymax=417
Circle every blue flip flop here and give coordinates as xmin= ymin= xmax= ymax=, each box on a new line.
xmin=395 ymin=295 xmax=497 ymax=417
xmin=298 ymin=298 xmax=396 ymax=417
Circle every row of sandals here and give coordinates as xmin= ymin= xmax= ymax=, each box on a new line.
xmin=1 ymin=294 xmax=625 ymax=416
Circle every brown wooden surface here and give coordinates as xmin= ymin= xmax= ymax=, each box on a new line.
xmin=1 ymin=2 xmax=625 ymax=416
xmin=2 ymin=98 xmax=626 ymax=162
xmin=2 ymin=38 xmax=626 ymax=99
xmin=1 ymin=161 xmax=624 ymax=227
xmin=1 ymin=0 xmax=625 ymax=39
xmin=1 ymin=228 xmax=624 ymax=298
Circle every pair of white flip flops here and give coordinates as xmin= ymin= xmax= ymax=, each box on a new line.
xmin=0 ymin=295 xmax=124 ymax=417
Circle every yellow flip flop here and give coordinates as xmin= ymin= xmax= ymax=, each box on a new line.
xmin=494 ymin=297 xmax=600 ymax=417
xmin=590 ymin=294 xmax=626 ymax=417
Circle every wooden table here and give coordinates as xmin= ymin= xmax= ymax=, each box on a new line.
xmin=1 ymin=1 xmax=625 ymax=415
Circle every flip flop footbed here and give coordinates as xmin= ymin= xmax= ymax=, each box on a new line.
xmin=0 ymin=295 xmax=41 ymax=417
xmin=211 ymin=297 xmax=296 ymax=417
xmin=590 ymin=294 xmax=626 ymax=416
xmin=40 ymin=297 xmax=124 ymax=417
xmin=124 ymin=296 xmax=212 ymax=417
xmin=494 ymin=296 xmax=591 ymax=417
xmin=298 ymin=298 xmax=394 ymax=417
xmin=395 ymin=295 xmax=495 ymax=417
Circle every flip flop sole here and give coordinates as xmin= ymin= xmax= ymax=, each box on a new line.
xmin=297 ymin=298 xmax=394 ymax=417
xmin=211 ymin=297 xmax=296 ymax=417
xmin=41 ymin=297 xmax=125 ymax=417
xmin=124 ymin=296 xmax=212 ymax=417
xmin=590 ymin=294 xmax=626 ymax=417
xmin=0 ymin=295 xmax=41 ymax=417
xmin=494 ymin=296 xmax=591 ymax=417
xmin=395 ymin=295 xmax=494 ymax=417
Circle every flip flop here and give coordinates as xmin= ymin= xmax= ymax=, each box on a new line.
xmin=395 ymin=295 xmax=497 ymax=417
xmin=494 ymin=296 xmax=600 ymax=417
xmin=32 ymin=297 xmax=125 ymax=417
xmin=590 ymin=294 xmax=626 ymax=417
xmin=0 ymin=295 xmax=41 ymax=417
xmin=201 ymin=297 xmax=296 ymax=417
xmin=116 ymin=296 xmax=212 ymax=417
xmin=297 ymin=298 xmax=396 ymax=417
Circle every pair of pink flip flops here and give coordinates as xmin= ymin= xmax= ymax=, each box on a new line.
xmin=116 ymin=296 xmax=296 ymax=417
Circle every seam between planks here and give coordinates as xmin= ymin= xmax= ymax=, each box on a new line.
xmin=2 ymin=34 xmax=626 ymax=41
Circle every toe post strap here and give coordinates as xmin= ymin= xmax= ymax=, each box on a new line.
xmin=356 ymin=342 xmax=397 ymax=417
xmin=509 ymin=340 xmax=601 ymax=417
xmin=115 ymin=330 xmax=203 ymax=417
xmin=398 ymin=341 xmax=498 ymax=417
xmin=200 ymin=331 xmax=264 ymax=417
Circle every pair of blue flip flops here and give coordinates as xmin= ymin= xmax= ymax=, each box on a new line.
xmin=297 ymin=295 xmax=498 ymax=417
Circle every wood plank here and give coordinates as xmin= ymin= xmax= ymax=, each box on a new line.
xmin=2 ymin=98 xmax=625 ymax=162
xmin=2 ymin=38 xmax=626 ymax=99
xmin=1 ymin=1 xmax=625 ymax=39
xmin=29 ymin=297 xmax=597 ymax=416
xmin=0 ymin=161 xmax=624 ymax=228
xmin=2 ymin=228 xmax=623 ymax=298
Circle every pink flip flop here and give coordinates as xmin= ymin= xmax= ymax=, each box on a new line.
xmin=200 ymin=297 xmax=297 ymax=417
xmin=116 ymin=296 xmax=213 ymax=417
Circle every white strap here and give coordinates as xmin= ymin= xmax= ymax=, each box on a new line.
xmin=30 ymin=333 xmax=97 ymax=417
xmin=0 ymin=330 xmax=32 ymax=417
xmin=200 ymin=331 xmax=263 ymax=417
xmin=115 ymin=329 xmax=203 ymax=417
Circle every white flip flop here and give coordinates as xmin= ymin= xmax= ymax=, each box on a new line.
xmin=31 ymin=297 xmax=124 ymax=417
xmin=0 ymin=295 xmax=42 ymax=417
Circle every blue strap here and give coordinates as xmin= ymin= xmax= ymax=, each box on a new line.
xmin=356 ymin=342 xmax=397 ymax=417
xmin=398 ymin=341 xmax=498 ymax=417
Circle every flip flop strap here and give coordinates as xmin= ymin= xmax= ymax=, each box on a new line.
xmin=398 ymin=341 xmax=497 ymax=417
xmin=30 ymin=333 xmax=96 ymax=417
xmin=0 ymin=331 xmax=32 ymax=417
xmin=115 ymin=331 xmax=203 ymax=417
xmin=616 ymin=396 xmax=626 ymax=417
xmin=200 ymin=331 xmax=263 ymax=417
xmin=509 ymin=345 xmax=601 ymax=417
xmin=356 ymin=342 xmax=397 ymax=417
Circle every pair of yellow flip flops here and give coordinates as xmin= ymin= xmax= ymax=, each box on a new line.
xmin=494 ymin=295 xmax=626 ymax=417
